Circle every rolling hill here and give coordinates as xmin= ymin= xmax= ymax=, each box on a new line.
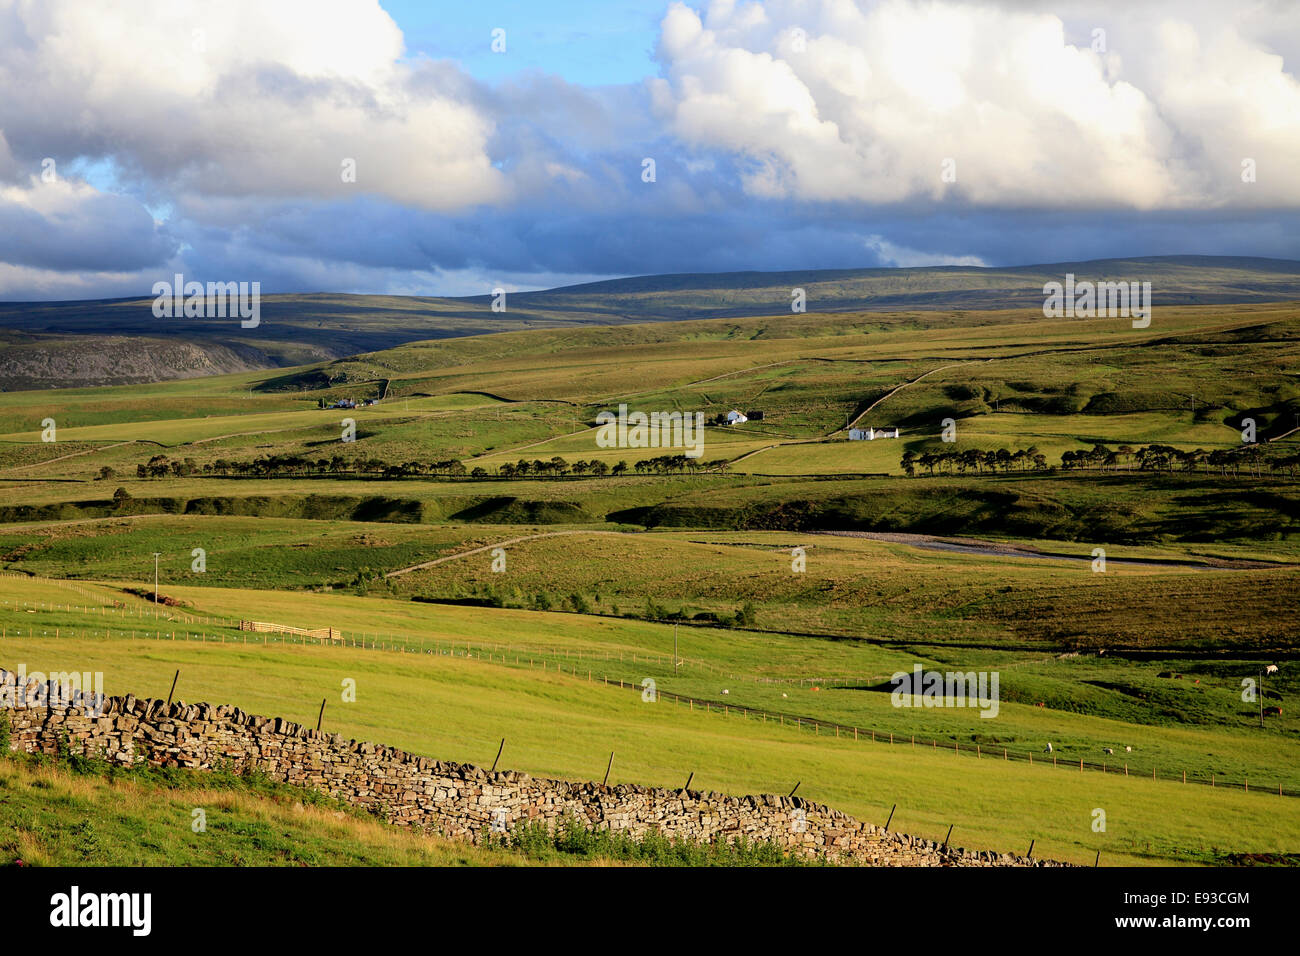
xmin=1 ymin=256 xmax=1298 ymax=389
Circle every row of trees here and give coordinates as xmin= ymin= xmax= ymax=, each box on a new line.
xmin=904 ymin=443 xmax=1300 ymax=477
xmin=497 ymin=455 xmax=732 ymax=477
xmin=1060 ymin=443 xmax=1299 ymax=476
xmin=126 ymin=453 xmax=734 ymax=481
xmin=131 ymin=454 xmax=475 ymax=480
xmin=901 ymin=447 xmax=1049 ymax=476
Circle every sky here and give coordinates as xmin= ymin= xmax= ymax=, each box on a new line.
xmin=0 ymin=0 xmax=1297 ymax=301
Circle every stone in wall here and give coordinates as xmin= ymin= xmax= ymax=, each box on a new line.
xmin=0 ymin=667 xmax=1069 ymax=866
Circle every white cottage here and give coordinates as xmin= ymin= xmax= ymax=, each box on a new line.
xmin=848 ymin=426 xmax=900 ymax=440
xmin=725 ymin=410 xmax=748 ymax=425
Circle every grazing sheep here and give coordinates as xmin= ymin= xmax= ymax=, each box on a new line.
xmin=1266 ymin=664 xmax=1279 ymax=675
xmin=1125 ymin=745 xmax=1132 ymax=752
xmin=1045 ymin=743 xmax=1053 ymax=753
xmin=781 ymin=693 xmax=788 ymax=698
xmin=1103 ymin=747 xmax=1115 ymax=755
xmin=722 ymin=689 xmax=729 ymax=695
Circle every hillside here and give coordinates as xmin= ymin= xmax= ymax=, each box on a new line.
xmin=1 ymin=255 xmax=1298 ymax=389
xmin=0 ymin=288 xmax=1295 ymax=870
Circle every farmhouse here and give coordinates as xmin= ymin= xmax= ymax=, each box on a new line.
xmin=848 ymin=426 xmax=900 ymax=440
xmin=725 ymin=409 xmax=748 ymax=425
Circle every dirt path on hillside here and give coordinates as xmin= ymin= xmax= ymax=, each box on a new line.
xmin=384 ymin=530 xmax=629 ymax=578
xmin=838 ymin=360 xmax=984 ymax=434
xmin=0 ymin=440 xmax=139 ymax=473
xmin=817 ymin=531 xmax=1289 ymax=570
xmin=465 ymin=424 xmax=603 ymax=463
xmin=728 ymin=360 xmax=983 ymax=467
xmin=385 ymin=525 xmax=1292 ymax=582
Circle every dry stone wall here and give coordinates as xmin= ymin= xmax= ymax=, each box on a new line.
xmin=0 ymin=668 xmax=1067 ymax=866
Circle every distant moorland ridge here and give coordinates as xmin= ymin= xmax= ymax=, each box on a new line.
xmin=0 ymin=255 xmax=1297 ymax=389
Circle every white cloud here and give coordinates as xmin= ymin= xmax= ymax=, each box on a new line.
xmin=649 ymin=0 xmax=1300 ymax=209
xmin=864 ymin=234 xmax=986 ymax=268
xmin=0 ymin=0 xmax=505 ymax=211
xmin=1 ymin=0 xmax=1297 ymax=300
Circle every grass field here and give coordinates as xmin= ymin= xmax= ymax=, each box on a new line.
xmin=0 ymin=299 xmax=1296 ymax=866
xmin=2 ymin=575 xmax=1297 ymax=867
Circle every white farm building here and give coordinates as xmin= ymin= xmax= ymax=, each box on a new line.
xmin=848 ymin=426 xmax=900 ymax=440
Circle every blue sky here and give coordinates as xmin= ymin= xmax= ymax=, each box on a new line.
xmin=0 ymin=0 xmax=1297 ymax=300
xmin=385 ymin=0 xmax=668 ymax=85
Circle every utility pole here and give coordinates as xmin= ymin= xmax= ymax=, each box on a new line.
xmin=674 ymin=623 xmax=678 ymax=675
xmin=152 ymin=553 xmax=161 ymax=619
xmin=1260 ymin=668 xmax=1265 ymax=728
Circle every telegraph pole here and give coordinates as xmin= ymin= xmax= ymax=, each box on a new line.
xmin=674 ymin=623 xmax=679 ymax=675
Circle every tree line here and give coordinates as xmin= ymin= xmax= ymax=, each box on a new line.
xmin=903 ymin=443 xmax=1300 ymax=477
xmin=901 ymin=447 xmax=1049 ymax=476
xmin=119 ymin=453 xmax=733 ymax=481
xmin=1059 ymin=443 xmax=1300 ymax=476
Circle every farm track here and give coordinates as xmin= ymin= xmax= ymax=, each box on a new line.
xmin=820 ymin=531 xmax=1293 ymax=570
xmin=728 ymin=359 xmax=986 ymax=467
xmin=380 ymin=525 xmax=1281 ymax=582
xmin=838 ymin=360 xmax=985 ymax=434
xmin=0 ymin=440 xmax=146 ymax=473
xmin=384 ymin=530 xmax=629 ymax=578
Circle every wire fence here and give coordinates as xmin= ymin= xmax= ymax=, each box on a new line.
xmin=1 ymin=577 xmax=1293 ymax=801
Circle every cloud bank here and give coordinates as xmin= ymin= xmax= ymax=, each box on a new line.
xmin=0 ymin=0 xmax=1296 ymax=299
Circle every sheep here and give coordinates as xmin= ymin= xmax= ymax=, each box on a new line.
xmin=1103 ymin=747 xmax=1115 ymax=755
xmin=1266 ymin=664 xmax=1279 ymax=675
xmin=1044 ymin=743 xmax=1053 ymax=753
xmin=722 ymin=689 xmax=729 ymax=695
xmin=1125 ymin=745 xmax=1132 ymax=752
